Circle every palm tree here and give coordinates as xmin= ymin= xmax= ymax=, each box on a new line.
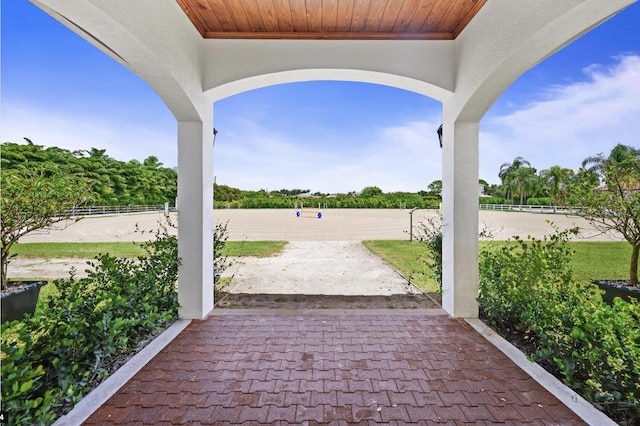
xmin=509 ymin=166 xmax=538 ymax=205
xmin=499 ymin=157 xmax=531 ymax=202
xmin=540 ymin=166 xmax=574 ymax=204
xmin=582 ymin=144 xmax=640 ymax=180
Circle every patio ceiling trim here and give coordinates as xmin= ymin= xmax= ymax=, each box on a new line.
xmin=176 ymin=0 xmax=487 ymax=40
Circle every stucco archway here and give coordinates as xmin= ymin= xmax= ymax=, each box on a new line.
xmin=205 ymin=68 xmax=451 ymax=104
xmin=31 ymin=0 xmax=637 ymax=319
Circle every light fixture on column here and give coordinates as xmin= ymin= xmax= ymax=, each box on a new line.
xmin=437 ymin=124 xmax=443 ymax=148
xmin=213 ymin=127 xmax=218 ymax=146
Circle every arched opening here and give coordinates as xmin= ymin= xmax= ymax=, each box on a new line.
xmin=213 ymin=81 xmax=442 ymax=194
xmin=15 ymin=0 xmax=635 ymax=321
xmin=210 ymin=80 xmax=445 ymax=308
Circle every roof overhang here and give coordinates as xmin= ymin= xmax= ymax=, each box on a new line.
xmin=176 ymin=0 xmax=487 ymax=40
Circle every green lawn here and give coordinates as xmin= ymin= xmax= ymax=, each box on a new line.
xmin=11 ymin=242 xmax=146 ymax=258
xmin=363 ymin=240 xmax=632 ymax=293
xmin=477 ymin=241 xmax=631 ymax=284
xmin=570 ymin=241 xmax=631 ymax=283
xmin=362 ymin=240 xmax=439 ymax=293
xmin=11 ymin=241 xmax=287 ymax=259
xmin=222 ymin=241 xmax=287 ymax=258
xmin=14 ymin=240 xmax=629 ymax=285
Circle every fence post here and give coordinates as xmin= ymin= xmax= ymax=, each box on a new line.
xmin=409 ymin=207 xmax=420 ymax=242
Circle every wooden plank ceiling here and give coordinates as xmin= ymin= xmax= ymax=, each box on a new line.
xmin=176 ymin=0 xmax=487 ymax=40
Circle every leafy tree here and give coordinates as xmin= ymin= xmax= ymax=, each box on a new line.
xmin=1 ymin=167 xmax=89 ymax=289
xmin=360 ymin=186 xmax=383 ymax=198
xmin=214 ymin=183 xmax=241 ymax=202
xmin=1 ymin=141 xmax=177 ymax=206
xmin=574 ymin=144 xmax=640 ymax=285
xmin=427 ymin=180 xmax=442 ymax=197
xmin=143 ymin=155 xmax=162 ymax=168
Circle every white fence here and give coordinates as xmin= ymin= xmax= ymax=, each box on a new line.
xmin=479 ymin=204 xmax=582 ymax=215
xmin=63 ymin=204 xmax=173 ymax=217
xmin=64 ymin=203 xmax=579 ymax=217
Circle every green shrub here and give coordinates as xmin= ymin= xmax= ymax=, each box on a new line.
xmin=415 ymin=217 xmax=443 ymax=290
xmin=214 ymin=221 xmax=231 ymax=285
xmin=479 ymin=226 xmax=640 ymax=424
xmin=526 ymin=197 xmax=553 ymax=206
xmin=1 ymin=223 xmax=180 ymax=425
xmin=416 ymin=217 xmax=493 ymax=293
xmin=214 ymin=195 xmax=441 ymax=209
xmin=479 ymin=196 xmax=509 ymax=205
xmin=213 ymin=220 xmax=232 ymax=299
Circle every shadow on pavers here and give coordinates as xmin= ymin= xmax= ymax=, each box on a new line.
xmin=215 ymin=292 xmax=441 ymax=309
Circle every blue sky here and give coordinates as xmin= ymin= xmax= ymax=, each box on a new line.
xmin=2 ymin=1 xmax=639 ymax=193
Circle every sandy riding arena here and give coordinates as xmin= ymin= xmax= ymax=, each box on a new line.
xmin=21 ymin=208 xmax=623 ymax=243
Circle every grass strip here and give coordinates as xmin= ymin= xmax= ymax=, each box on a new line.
xmin=363 ymin=240 xmax=631 ymax=294
xmin=479 ymin=241 xmax=630 ymax=284
xmin=222 ymin=241 xmax=287 ymax=258
xmin=11 ymin=241 xmax=288 ymax=259
xmin=569 ymin=241 xmax=631 ymax=283
xmin=362 ymin=240 xmax=440 ymax=294
xmin=10 ymin=242 xmax=145 ymax=258
xmin=15 ymin=239 xmax=630 ymax=299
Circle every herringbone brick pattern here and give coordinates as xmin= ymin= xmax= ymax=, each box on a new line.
xmin=84 ymin=310 xmax=585 ymax=425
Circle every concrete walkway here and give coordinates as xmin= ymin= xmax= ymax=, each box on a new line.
xmin=83 ymin=310 xmax=588 ymax=425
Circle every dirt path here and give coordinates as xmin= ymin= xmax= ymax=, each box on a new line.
xmin=222 ymin=241 xmax=420 ymax=296
xmin=8 ymin=258 xmax=91 ymax=279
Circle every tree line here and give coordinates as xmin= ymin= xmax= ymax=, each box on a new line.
xmin=483 ymin=156 xmax=604 ymax=206
xmin=214 ymin=184 xmax=442 ymax=209
xmin=0 ymin=140 xmax=177 ymax=206
xmin=484 ymin=157 xmax=577 ymax=205
xmin=4 ymin=139 xmax=637 ymax=211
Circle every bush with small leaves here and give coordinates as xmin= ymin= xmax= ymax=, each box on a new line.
xmin=1 ymin=222 xmax=179 ymax=425
xmin=478 ymin=225 xmax=640 ymax=424
xmin=214 ymin=220 xmax=231 ymax=284
xmin=415 ymin=216 xmax=443 ymax=289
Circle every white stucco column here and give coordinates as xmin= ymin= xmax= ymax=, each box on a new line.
xmin=177 ymin=116 xmax=214 ymax=319
xmin=441 ymin=116 xmax=479 ymax=318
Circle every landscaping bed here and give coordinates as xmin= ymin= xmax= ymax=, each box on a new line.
xmin=478 ymin=229 xmax=640 ymax=425
xmin=1 ymin=229 xmax=179 ymax=425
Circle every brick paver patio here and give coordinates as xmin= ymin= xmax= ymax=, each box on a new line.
xmin=85 ymin=309 xmax=586 ymax=425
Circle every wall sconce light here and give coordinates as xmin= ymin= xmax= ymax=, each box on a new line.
xmin=213 ymin=127 xmax=218 ymax=146
xmin=436 ymin=124 xmax=443 ymax=148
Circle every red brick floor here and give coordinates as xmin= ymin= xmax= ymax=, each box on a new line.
xmin=84 ymin=310 xmax=586 ymax=425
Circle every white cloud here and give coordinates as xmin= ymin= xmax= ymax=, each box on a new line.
xmin=481 ymin=55 xmax=640 ymax=183
xmin=214 ymin=118 xmax=442 ymax=193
